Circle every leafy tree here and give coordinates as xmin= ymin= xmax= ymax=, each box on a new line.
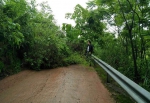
xmin=64 ymin=0 xmax=150 ymax=91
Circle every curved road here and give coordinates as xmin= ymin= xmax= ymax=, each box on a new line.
xmin=0 ymin=65 xmax=114 ymax=103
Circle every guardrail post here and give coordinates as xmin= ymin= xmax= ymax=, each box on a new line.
xmin=107 ymin=73 xmax=110 ymax=83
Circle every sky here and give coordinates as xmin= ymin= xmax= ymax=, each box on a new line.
xmin=36 ymin=0 xmax=89 ymax=26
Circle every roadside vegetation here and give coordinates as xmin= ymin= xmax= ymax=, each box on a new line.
xmin=64 ymin=0 xmax=150 ymax=92
xmin=0 ymin=0 xmax=150 ymax=102
xmin=0 ymin=0 xmax=86 ymax=78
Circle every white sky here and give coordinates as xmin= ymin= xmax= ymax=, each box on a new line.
xmin=36 ymin=0 xmax=89 ymax=26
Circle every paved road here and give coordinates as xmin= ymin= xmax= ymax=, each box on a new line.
xmin=0 ymin=65 xmax=114 ymax=103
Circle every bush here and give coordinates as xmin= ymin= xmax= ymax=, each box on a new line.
xmin=8 ymin=59 xmax=21 ymax=74
xmin=24 ymin=39 xmax=63 ymax=70
xmin=63 ymin=52 xmax=86 ymax=65
xmin=24 ymin=39 xmax=87 ymax=70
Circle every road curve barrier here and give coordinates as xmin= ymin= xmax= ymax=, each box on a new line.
xmin=92 ymin=55 xmax=150 ymax=103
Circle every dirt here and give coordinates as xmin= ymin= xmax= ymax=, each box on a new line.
xmin=0 ymin=65 xmax=115 ymax=103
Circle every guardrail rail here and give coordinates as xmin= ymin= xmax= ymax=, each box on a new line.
xmin=92 ymin=55 xmax=150 ymax=103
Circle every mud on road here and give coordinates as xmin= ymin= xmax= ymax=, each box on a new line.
xmin=0 ymin=65 xmax=114 ymax=103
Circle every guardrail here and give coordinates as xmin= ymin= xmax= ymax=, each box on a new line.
xmin=92 ymin=55 xmax=150 ymax=103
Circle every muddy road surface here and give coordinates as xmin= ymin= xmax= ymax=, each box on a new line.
xmin=0 ymin=65 xmax=114 ymax=103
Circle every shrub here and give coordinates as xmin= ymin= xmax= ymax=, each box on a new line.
xmin=24 ymin=39 xmax=63 ymax=70
xmin=63 ymin=52 xmax=87 ymax=65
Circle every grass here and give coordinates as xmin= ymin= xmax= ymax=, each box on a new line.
xmin=94 ymin=64 xmax=136 ymax=103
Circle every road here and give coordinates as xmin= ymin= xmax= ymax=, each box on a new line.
xmin=0 ymin=65 xmax=114 ymax=103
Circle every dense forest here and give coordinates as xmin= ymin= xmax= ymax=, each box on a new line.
xmin=0 ymin=0 xmax=150 ymax=92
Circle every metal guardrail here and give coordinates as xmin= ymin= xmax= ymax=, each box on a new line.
xmin=92 ymin=55 xmax=150 ymax=103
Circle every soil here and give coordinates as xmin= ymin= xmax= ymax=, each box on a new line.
xmin=0 ymin=65 xmax=115 ymax=103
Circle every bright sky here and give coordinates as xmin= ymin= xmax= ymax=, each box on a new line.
xmin=36 ymin=0 xmax=89 ymax=26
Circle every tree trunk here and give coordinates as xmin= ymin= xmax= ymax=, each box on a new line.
xmin=128 ymin=29 xmax=138 ymax=82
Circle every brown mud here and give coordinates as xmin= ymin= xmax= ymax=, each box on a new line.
xmin=0 ymin=65 xmax=114 ymax=103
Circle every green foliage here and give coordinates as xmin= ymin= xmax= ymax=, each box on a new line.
xmin=81 ymin=0 xmax=150 ymax=91
xmin=24 ymin=39 xmax=63 ymax=70
xmin=0 ymin=0 xmax=89 ymax=76
xmin=63 ymin=0 xmax=150 ymax=96
xmin=8 ymin=59 xmax=21 ymax=74
xmin=63 ymin=52 xmax=87 ymax=65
